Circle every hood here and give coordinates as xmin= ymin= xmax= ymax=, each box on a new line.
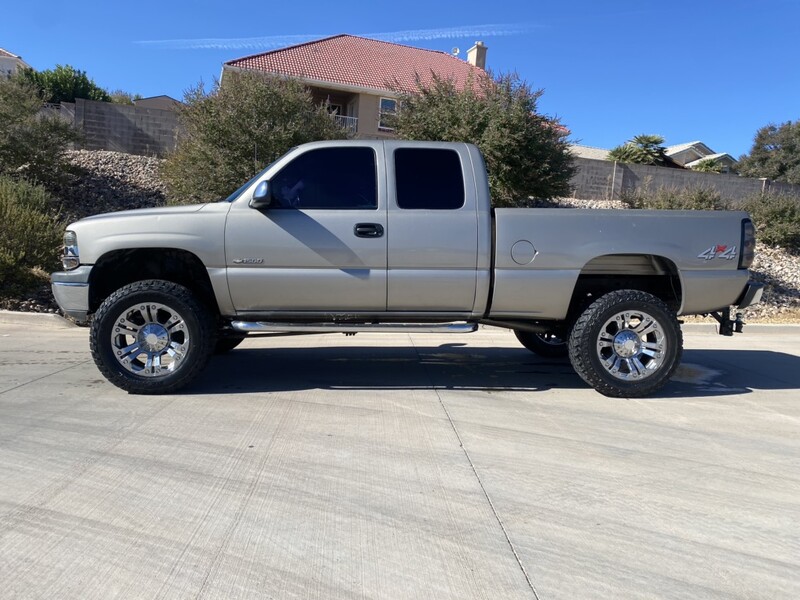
xmin=75 ymin=203 xmax=208 ymax=225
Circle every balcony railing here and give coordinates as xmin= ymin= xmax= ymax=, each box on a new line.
xmin=332 ymin=114 xmax=358 ymax=133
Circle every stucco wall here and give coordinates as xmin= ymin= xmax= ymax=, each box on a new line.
xmin=354 ymin=93 xmax=396 ymax=140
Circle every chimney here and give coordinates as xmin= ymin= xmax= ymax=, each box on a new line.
xmin=466 ymin=41 xmax=487 ymax=69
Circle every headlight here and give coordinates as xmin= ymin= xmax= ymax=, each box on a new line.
xmin=62 ymin=230 xmax=79 ymax=270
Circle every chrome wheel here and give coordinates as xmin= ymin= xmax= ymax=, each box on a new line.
xmin=596 ymin=310 xmax=665 ymax=381
xmin=110 ymin=302 xmax=190 ymax=377
xmin=568 ymin=290 xmax=682 ymax=398
xmin=91 ymin=280 xmax=215 ymax=394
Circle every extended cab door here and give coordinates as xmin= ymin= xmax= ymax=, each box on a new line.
xmin=224 ymin=144 xmax=387 ymax=313
xmin=385 ymin=143 xmax=481 ymax=312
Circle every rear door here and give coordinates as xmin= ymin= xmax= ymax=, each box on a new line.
xmin=385 ymin=143 xmax=480 ymax=312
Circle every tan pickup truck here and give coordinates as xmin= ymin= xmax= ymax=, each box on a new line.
xmin=51 ymin=141 xmax=763 ymax=397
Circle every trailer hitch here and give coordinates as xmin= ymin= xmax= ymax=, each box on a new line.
xmin=710 ymin=307 xmax=745 ymax=336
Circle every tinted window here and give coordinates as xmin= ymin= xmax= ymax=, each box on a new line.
xmin=271 ymin=147 xmax=377 ymax=209
xmin=394 ymin=148 xmax=465 ymax=210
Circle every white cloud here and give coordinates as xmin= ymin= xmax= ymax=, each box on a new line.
xmin=134 ymin=23 xmax=537 ymax=51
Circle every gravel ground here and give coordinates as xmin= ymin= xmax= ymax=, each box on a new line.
xmin=2 ymin=154 xmax=798 ymax=322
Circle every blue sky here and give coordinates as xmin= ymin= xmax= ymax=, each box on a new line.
xmin=3 ymin=0 xmax=797 ymax=157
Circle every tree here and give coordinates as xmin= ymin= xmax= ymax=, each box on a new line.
xmin=15 ymin=64 xmax=110 ymax=103
xmin=608 ymin=134 xmax=673 ymax=166
xmin=390 ymin=72 xmax=575 ymax=206
xmin=109 ymin=90 xmax=143 ymax=105
xmin=162 ymin=72 xmax=350 ymax=204
xmin=737 ymin=120 xmax=800 ymax=184
xmin=0 ymin=77 xmax=80 ymax=187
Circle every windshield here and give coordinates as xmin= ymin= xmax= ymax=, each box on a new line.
xmin=221 ymin=159 xmax=279 ymax=203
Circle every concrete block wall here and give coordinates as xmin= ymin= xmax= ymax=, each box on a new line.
xmin=74 ymin=98 xmax=179 ymax=157
xmin=570 ymin=157 xmax=800 ymax=203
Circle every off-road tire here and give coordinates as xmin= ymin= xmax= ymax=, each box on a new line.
xmin=568 ymin=290 xmax=682 ymax=398
xmin=90 ymin=280 xmax=216 ymax=394
xmin=514 ymin=329 xmax=569 ymax=358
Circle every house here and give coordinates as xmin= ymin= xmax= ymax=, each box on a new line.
xmin=222 ymin=34 xmax=488 ymax=139
xmin=665 ymin=141 xmax=737 ymax=172
xmin=0 ymin=47 xmax=31 ymax=80
xmin=133 ymin=95 xmax=182 ymax=111
xmin=569 ymin=145 xmax=610 ymax=161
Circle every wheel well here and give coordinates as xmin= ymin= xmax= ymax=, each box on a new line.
xmin=567 ymin=254 xmax=682 ymax=321
xmin=88 ymin=249 xmax=219 ymax=315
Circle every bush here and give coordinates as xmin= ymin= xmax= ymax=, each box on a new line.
xmin=162 ymin=72 xmax=349 ymax=205
xmin=391 ymin=72 xmax=575 ymax=206
xmin=741 ymin=194 xmax=800 ymax=250
xmin=0 ymin=77 xmax=80 ymax=189
xmin=621 ymin=187 xmax=727 ymax=211
xmin=0 ymin=177 xmax=62 ymax=293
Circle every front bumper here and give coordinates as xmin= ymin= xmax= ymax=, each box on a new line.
xmin=51 ymin=266 xmax=92 ymax=321
xmin=735 ymin=280 xmax=764 ymax=309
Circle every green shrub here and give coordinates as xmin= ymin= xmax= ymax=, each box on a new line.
xmin=740 ymin=194 xmax=800 ymax=251
xmin=0 ymin=177 xmax=62 ymax=293
xmin=621 ymin=187 xmax=728 ymax=211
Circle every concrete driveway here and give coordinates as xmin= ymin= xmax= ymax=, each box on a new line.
xmin=1 ymin=314 xmax=798 ymax=599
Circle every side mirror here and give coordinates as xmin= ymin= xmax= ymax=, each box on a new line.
xmin=249 ymin=181 xmax=272 ymax=209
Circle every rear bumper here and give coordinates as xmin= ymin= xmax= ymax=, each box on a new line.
xmin=735 ymin=281 xmax=764 ymax=309
xmin=51 ymin=266 xmax=92 ymax=321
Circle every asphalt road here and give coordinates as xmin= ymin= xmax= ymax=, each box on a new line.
xmin=0 ymin=314 xmax=798 ymax=599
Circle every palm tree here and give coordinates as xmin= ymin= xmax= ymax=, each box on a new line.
xmin=608 ymin=134 xmax=671 ymax=166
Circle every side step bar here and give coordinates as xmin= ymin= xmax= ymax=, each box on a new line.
xmin=230 ymin=321 xmax=478 ymax=334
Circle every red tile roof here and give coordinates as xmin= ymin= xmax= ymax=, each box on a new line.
xmin=225 ymin=34 xmax=486 ymax=94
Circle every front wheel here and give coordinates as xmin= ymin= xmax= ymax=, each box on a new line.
xmin=568 ymin=290 xmax=682 ymax=398
xmin=90 ymin=280 xmax=215 ymax=394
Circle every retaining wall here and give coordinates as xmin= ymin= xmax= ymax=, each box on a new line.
xmin=73 ymin=98 xmax=179 ymax=157
xmin=570 ymin=157 xmax=800 ymax=203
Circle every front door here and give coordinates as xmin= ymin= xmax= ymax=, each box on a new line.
xmin=225 ymin=145 xmax=387 ymax=313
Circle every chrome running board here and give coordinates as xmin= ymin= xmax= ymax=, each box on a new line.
xmin=230 ymin=321 xmax=478 ymax=334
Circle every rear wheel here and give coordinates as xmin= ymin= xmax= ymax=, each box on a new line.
xmin=514 ymin=329 xmax=568 ymax=358
xmin=90 ymin=280 xmax=215 ymax=394
xmin=568 ymin=290 xmax=682 ymax=397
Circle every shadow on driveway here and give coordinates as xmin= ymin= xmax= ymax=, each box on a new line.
xmin=187 ymin=343 xmax=800 ymax=397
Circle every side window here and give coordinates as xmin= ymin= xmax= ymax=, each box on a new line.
xmin=271 ymin=147 xmax=377 ymax=209
xmin=394 ymin=148 xmax=465 ymax=210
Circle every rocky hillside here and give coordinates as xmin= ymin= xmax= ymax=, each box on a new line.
xmin=56 ymin=150 xmax=167 ymax=223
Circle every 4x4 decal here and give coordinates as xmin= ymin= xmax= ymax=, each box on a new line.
xmin=698 ymin=245 xmax=737 ymax=261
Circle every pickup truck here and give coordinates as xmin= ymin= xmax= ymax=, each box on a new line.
xmin=51 ymin=140 xmax=763 ymax=398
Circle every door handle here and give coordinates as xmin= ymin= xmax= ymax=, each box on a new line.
xmin=354 ymin=223 xmax=384 ymax=238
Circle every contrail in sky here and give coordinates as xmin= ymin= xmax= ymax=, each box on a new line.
xmin=135 ymin=23 xmax=538 ymax=51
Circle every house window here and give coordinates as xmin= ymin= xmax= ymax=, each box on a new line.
xmin=394 ymin=148 xmax=465 ymax=210
xmin=379 ymin=97 xmax=398 ymax=131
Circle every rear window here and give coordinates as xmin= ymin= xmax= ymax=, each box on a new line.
xmin=394 ymin=148 xmax=465 ymax=210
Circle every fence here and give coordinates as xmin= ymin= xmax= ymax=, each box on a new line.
xmin=570 ymin=157 xmax=800 ymax=204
